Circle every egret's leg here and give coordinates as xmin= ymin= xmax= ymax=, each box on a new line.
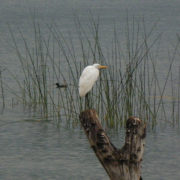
xmin=85 ymin=93 xmax=90 ymax=109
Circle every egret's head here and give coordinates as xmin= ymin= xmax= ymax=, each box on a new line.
xmin=93 ymin=63 xmax=108 ymax=69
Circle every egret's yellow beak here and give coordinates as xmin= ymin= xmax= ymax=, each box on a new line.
xmin=99 ymin=65 xmax=108 ymax=69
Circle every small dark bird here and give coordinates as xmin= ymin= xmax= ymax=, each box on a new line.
xmin=55 ymin=83 xmax=67 ymax=89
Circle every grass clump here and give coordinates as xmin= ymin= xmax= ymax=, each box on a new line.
xmin=7 ymin=16 xmax=180 ymax=128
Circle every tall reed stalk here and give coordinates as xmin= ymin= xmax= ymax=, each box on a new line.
xmin=0 ymin=67 xmax=5 ymax=108
xmin=7 ymin=17 xmax=180 ymax=128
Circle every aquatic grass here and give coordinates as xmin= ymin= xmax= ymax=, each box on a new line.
xmin=7 ymin=16 xmax=180 ymax=128
xmin=8 ymin=23 xmax=51 ymax=118
xmin=0 ymin=67 xmax=5 ymax=108
xmin=177 ymin=67 xmax=180 ymax=127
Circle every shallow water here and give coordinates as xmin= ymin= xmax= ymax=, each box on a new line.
xmin=0 ymin=111 xmax=180 ymax=180
xmin=0 ymin=0 xmax=180 ymax=179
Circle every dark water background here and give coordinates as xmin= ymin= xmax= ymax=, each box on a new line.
xmin=0 ymin=0 xmax=180 ymax=179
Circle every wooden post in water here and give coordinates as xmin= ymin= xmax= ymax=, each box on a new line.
xmin=79 ymin=109 xmax=146 ymax=180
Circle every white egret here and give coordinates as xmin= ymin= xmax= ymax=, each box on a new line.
xmin=79 ymin=64 xmax=107 ymax=107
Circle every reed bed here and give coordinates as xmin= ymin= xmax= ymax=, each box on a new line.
xmin=7 ymin=17 xmax=180 ymax=128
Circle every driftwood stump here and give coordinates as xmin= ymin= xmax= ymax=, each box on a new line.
xmin=79 ymin=109 xmax=146 ymax=180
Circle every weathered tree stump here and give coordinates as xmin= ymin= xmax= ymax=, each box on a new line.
xmin=79 ymin=109 xmax=146 ymax=180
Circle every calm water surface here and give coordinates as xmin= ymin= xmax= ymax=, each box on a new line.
xmin=0 ymin=111 xmax=180 ymax=180
xmin=0 ymin=0 xmax=180 ymax=179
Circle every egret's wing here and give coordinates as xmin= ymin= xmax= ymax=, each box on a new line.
xmin=79 ymin=66 xmax=99 ymax=97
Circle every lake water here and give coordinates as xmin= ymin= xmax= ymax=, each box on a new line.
xmin=1 ymin=111 xmax=180 ymax=180
xmin=0 ymin=0 xmax=180 ymax=179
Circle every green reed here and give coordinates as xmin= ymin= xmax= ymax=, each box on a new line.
xmin=0 ymin=67 xmax=5 ymax=108
xmin=7 ymin=17 xmax=180 ymax=128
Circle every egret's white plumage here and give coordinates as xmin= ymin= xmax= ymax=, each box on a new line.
xmin=79 ymin=63 xmax=107 ymax=97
